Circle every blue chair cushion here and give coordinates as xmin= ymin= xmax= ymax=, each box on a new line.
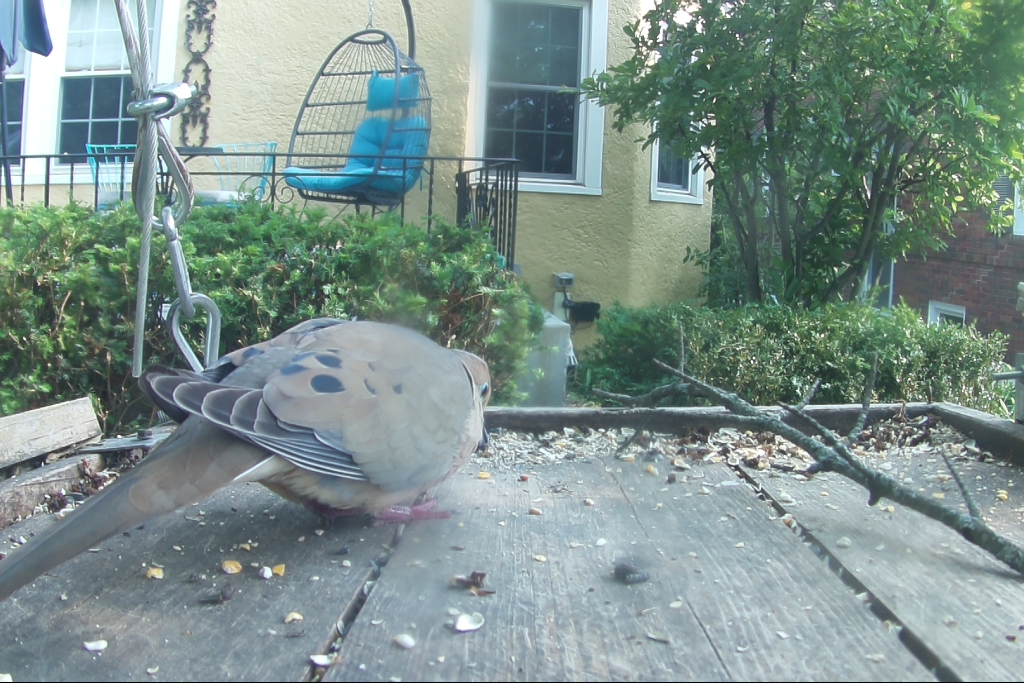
xmin=366 ymin=71 xmax=421 ymax=112
xmin=284 ymin=116 xmax=429 ymax=198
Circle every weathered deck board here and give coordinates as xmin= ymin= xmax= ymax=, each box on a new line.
xmin=608 ymin=456 xmax=928 ymax=681
xmin=328 ymin=455 xmax=928 ymax=682
xmin=0 ymin=397 xmax=102 ymax=469
xmin=0 ymin=483 xmax=391 ymax=681
xmin=744 ymin=466 xmax=1024 ymax=681
xmin=327 ymin=460 xmax=733 ymax=682
xmin=0 ymin=453 xmax=103 ymax=529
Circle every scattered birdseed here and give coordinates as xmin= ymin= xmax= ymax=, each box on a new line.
xmin=309 ymin=654 xmax=333 ymax=668
xmin=394 ymin=634 xmax=416 ymax=649
xmin=83 ymin=640 xmax=108 ymax=653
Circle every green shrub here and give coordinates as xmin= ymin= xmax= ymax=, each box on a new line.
xmin=0 ymin=202 xmax=542 ymax=432
xmin=580 ymin=301 xmax=1010 ymax=417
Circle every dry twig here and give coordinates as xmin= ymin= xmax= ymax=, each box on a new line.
xmin=633 ymin=342 xmax=1024 ymax=576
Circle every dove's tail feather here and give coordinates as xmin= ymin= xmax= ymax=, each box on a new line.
xmin=0 ymin=419 xmax=267 ymax=602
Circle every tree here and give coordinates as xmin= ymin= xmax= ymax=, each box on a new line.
xmin=583 ymin=0 xmax=1024 ymax=304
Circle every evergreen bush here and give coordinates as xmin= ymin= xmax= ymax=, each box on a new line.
xmin=580 ymin=302 xmax=1010 ymax=417
xmin=0 ymin=202 xmax=542 ymax=432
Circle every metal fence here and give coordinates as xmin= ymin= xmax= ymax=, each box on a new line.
xmin=0 ymin=151 xmax=519 ymax=269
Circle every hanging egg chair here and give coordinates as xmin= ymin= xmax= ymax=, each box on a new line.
xmin=283 ymin=5 xmax=431 ymax=209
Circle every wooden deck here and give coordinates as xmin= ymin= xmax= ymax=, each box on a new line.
xmin=1 ymin=405 xmax=1023 ymax=681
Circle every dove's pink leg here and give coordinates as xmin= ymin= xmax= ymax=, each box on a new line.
xmin=374 ymin=498 xmax=452 ymax=523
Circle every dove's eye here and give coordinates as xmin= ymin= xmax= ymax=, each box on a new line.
xmin=480 ymin=383 xmax=490 ymax=398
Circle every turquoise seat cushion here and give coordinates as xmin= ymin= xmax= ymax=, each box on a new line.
xmin=366 ymin=71 xmax=421 ymax=112
xmin=284 ymin=116 xmax=429 ymax=198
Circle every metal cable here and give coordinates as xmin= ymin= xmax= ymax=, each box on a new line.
xmin=115 ymin=0 xmax=208 ymax=376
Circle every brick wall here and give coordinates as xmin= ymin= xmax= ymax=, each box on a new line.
xmin=892 ymin=209 xmax=1024 ymax=362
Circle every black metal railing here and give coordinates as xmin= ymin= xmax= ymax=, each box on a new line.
xmin=0 ymin=151 xmax=519 ymax=268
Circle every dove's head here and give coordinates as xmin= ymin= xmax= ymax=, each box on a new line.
xmin=454 ymin=350 xmax=492 ymax=408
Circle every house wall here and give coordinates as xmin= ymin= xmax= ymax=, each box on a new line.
xmin=172 ymin=0 xmax=709 ymax=347
xmin=892 ymin=210 xmax=1024 ymax=362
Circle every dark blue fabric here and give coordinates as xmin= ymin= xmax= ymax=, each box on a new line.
xmin=20 ymin=0 xmax=51 ymax=57
xmin=0 ymin=0 xmax=51 ymax=66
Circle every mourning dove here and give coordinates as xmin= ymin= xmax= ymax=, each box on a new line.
xmin=0 ymin=318 xmax=490 ymax=602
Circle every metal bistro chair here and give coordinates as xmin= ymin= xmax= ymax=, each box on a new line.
xmin=197 ymin=141 xmax=278 ymax=204
xmin=85 ymin=143 xmax=135 ymax=209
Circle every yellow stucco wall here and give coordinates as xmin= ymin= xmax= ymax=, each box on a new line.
xmin=173 ymin=0 xmax=709 ymax=346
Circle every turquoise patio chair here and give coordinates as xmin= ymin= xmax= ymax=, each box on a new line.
xmin=196 ymin=142 xmax=278 ymax=204
xmin=85 ymin=143 xmax=135 ymax=209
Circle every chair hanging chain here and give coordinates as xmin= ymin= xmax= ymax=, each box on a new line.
xmin=367 ymin=0 xmax=375 ymax=28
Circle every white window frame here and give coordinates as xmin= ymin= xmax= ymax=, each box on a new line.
xmin=468 ymin=0 xmax=607 ymax=196
xmin=15 ymin=0 xmax=180 ymax=185
xmin=1014 ymin=184 xmax=1024 ymax=236
xmin=927 ymin=301 xmax=966 ymax=326
xmin=650 ymin=137 xmax=703 ymax=204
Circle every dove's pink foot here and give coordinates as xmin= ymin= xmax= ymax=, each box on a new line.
xmin=373 ymin=498 xmax=452 ymax=523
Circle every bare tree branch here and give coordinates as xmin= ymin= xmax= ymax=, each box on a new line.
xmin=942 ymin=451 xmax=982 ymax=521
xmin=646 ymin=357 xmax=1024 ymax=576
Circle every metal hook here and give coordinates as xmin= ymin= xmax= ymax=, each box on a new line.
xmin=168 ymin=294 xmax=222 ymax=373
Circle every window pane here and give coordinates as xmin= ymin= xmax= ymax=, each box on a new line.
xmin=486 ymin=130 xmax=514 ymax=159
xmin=515 ymin=131 xmax=544 ymax=172
xmin=486 ymin=88 xmax=517 ymax=130
xmin=67 ymin=0 xmax=157 ymax=72
xmin=92 ymin=77 xmax=123 ymax=118
xmin=516 ymin=45 xmax=549 ymax=86
xmin=516 ymin=5 xmax=550 ymax=45
xmin=1 ymin=80 xmax=24 ymax=157
xmin=545 ymin=133 xmax=574 ymax=175
xmin=516 ymin=91 xmax=545 ymax=131
xmin=60 ymin=122 xmax=89 ymax=157
xmin=549 ymin=46 xmax=579 ymax=87
xmin=546 ymin=93 xmax=576 ymax=133
xmin=120 ymin=119 xmax=138 ymax=144
xmin=658 ymin=143 xmax=691 ymax=192
xmin=90 ymin=121 xmax=119 ymax=145
xmin=550 ymin=7 xmax=580 ymax=47
xmin=93 ymin=30 xmax=126 ymax=71
xmin=62 ymin=78 xmax=92 ymax=119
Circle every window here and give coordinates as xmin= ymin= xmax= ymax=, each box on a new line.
xmin=486 ymin=3 xmax=581 ymax=177
xmin=58 ymin=0 xmax=154 ymax=161
xmin=928 ymin=301 xmax=966 ymax=326
xmin=2 ymin=45 xmax=27 ymax=158
xmin=1016 ymin=184 xmax=1024 ymax=237
xmin=14 ymin=0 xmax=179 ymax=181
xmin=471 ymin=0 xmax=607 ymax=195
xmin=995 ymin=174 xmax=1024 ymax=236
xmin=650 ymin=138 xmax=703 ymax=204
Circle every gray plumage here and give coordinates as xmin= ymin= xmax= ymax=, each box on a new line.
xmin=0 ymin=319 xmax=490 ymax=602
